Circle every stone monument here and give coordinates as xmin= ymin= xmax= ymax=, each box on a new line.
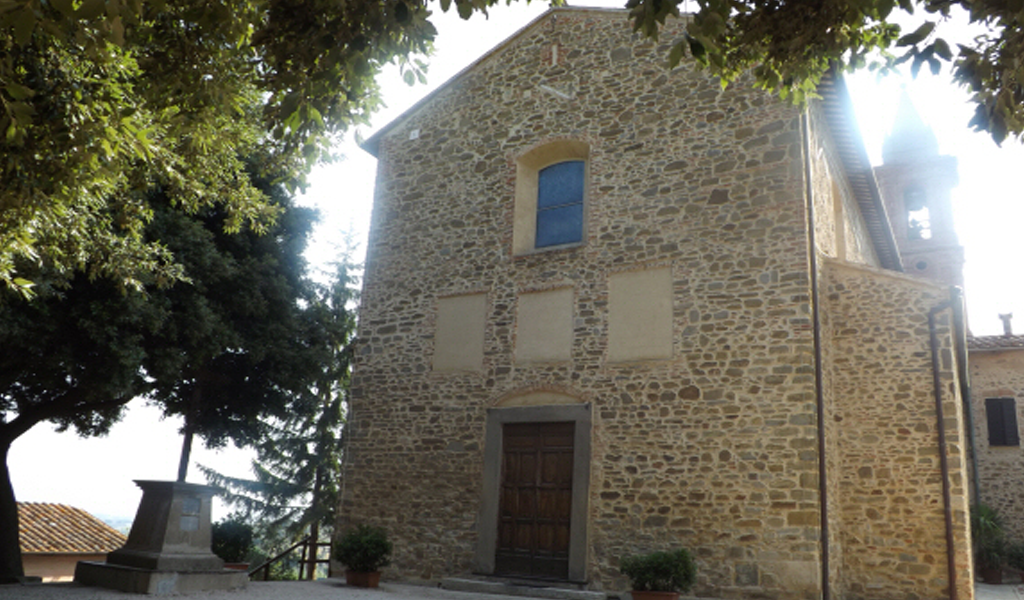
xmin=75 ymin=480 xmax=248 ymax=594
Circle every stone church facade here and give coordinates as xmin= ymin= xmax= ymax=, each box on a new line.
xmin=340 ymin=8 xmax=973 ymax=600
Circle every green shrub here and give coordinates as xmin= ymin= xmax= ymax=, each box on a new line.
xmin=972 ymin=504 xmax=1006 ymax=569
xmin=333 ymin=525 xmax=393 ymax=572
xmin=1005 ymin=542 xmax=1024 ymax=571
xmin=620 ymin=548 xmax=696 ymax=592
xmin=211 ymin=516 xmax=254 ymax=563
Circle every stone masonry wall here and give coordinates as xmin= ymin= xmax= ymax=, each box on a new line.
xmin=342 ymin=8 xmax=825 ymax=599
xmin=970 ymin=348 xmax=1024 ymax=541
xmin=806 ymin=103 xmax=879 ymax=270
xmin=823 ymin=260 xmax=972 ymax=600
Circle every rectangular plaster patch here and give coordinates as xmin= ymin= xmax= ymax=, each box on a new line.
xmin=608 ymin=267 xmax=673 ymax=362
xmin=433 ymin=293 xmax=487 ymax=371
xmin=516 ymin=288 xmax=573 ymax=363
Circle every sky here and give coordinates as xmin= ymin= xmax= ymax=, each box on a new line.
xmin=9 ymin=2 xmax=1024 ymax=526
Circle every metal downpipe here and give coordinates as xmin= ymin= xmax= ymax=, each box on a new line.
xmin=800 ymin=111 xmax=830 ymax=600
xmin=928 ymin=299 xmax=959 ymax=600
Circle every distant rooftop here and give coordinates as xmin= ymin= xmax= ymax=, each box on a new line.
xmin=968 ymin=334 xmax=1024 ymax=352
xmin=18 ymin=502 xmax=126 ymax=554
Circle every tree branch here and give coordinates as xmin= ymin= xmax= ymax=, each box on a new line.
xmin=0 ymin=391 xmax=134 ymax=448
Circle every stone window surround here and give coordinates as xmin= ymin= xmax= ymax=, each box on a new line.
xmin=513 ymin=140 xmax=590 ymax=256
xmin=475 ymin=402 xmax=592 ymax=582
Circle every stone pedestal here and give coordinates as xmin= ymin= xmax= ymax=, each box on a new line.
xmin=75 ymin=480 xmax=247 ymax=594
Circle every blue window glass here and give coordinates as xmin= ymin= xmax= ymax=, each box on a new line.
xmin=536 ymin=160 xmax=584 ymax=248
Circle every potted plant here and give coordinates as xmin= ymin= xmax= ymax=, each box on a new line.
xmin=620 ymin=548 xmax=697 ymax=600
xmin=334 ymin=525 xmax=393 ymax=588
xmin=972 ymin=504 xmax=1006 ymax=584
xmin=211 ymin=515 xmax=254 ymax=572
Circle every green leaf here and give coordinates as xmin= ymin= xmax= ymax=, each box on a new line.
xmin=395 ymin=1 xmax=409 ymax=23
xmin=77 ymin=0 xmax=106 ymax=20
xmin=110 ymin=15 xmax=125 ymax=46
xmin=687 ymin=36 xmax=707 ymax=65
xmin=932 ymin=38 xmax=952 ymax=60
xmin=50 ymin=0 xmax=75 ymax=18
xmin=911 ymin=55 xmax=924 ymax=77
xmin=668 ymin=40 xmax=685 ymax=68
xmin=10 ymin=8 xmax=36 ymax=45
xmin=4 ymin=84 xmax=34 ymax=100
xmin=897 ymin=21 xmax=935 ymax=47
xmin=402 ymin=69 xmax=415 ymax=86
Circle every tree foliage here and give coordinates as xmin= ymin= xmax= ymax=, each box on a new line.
xmin=200 ymin=257 xmax=356 ymax=555
xmin=629 ymin=0 xmax=1024 ymax=144
xmin=0 ymin=0 xmax=436 ymax=292
xmin=0 ymin=170 xmax=325 ymax=582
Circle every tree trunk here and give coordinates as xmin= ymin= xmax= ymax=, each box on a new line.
xmin=177 ymin=384 xmax=202 ymax=483
xmin=307 ymin=522 xmax=319 ymax=580
xmin=177 ymin=419 xmax=194 ymax=483
xmin=308 ymin=460 xmax=324 ymax=579
xmin=0 ymin=443 xmax=25 ymax=583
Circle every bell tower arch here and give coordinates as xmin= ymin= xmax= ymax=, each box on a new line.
xmin=873 ymin=91 xmax=964 ymax=288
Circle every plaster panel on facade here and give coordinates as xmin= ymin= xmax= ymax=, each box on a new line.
xmin=433 ymin=293 xmax=487 ymax=371
xmin=607 ymin=267 xmax=673 ymax=362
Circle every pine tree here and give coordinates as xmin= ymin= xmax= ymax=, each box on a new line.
xmin=200 ymin=257 xmax=357 ymax=577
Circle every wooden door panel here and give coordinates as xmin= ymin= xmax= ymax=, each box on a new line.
xmin=495 ymin=422 xmax=574 ymax=579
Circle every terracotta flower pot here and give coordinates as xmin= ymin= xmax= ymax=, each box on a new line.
xmin=981 ymin=565 xmax=1003 ymax=584
xmin=223 ymin=562 xmax=250 ymax=572
xmin=346 ymin=570 xmax=382 ymax=588
xmin=631 ymin=591 xmax=679 ymax=600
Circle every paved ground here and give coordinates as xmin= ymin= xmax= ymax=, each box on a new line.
xmin=1 ymin=580 xmax=482 ymax=600
xmin=0 ymin=579 xmax=1018 ymax=600
xmin=978 ymin=583 xmax=1024 ymax=600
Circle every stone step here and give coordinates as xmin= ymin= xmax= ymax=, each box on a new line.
xmin=440 ymin=577 xmax=607 ymax=600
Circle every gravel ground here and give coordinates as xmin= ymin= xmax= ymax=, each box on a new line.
xmin=0 ymin=579 xmax=514 ymax=600
xmin=1 ymin=578 xmax=1014 ymax=600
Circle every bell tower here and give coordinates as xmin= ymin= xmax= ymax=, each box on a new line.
xmin=873 ymin=91 xmax=964 ymax=288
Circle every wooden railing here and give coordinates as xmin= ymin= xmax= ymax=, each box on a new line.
xmin=248 ymin=535 xmax=332 ymax=581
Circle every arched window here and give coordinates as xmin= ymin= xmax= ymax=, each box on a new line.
xmin=905 ymin=187 xmax=931 ymax=240
xmin=513 ymin=141 xmax=589 ymax=255
xmin=535 ymin=161 xmax=584 ymax=247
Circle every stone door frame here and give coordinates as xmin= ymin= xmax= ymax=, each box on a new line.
xmin=476 ymin=403 xmax=591 ymax=582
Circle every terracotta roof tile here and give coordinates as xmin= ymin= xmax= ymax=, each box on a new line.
xmin=968 ymin=334 xmax=1024 ymax=351
xmin=18 ymin=502 xmax=126 ymax=554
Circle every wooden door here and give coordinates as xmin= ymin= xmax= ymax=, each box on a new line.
xmin=495 ymin=422 xmax=574 ymax=579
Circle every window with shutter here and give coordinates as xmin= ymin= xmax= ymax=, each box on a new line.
xmin=985 ymin=397 xmax=1020 ymax=447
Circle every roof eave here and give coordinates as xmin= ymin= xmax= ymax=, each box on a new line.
xmin=360 ymin=6 xmax=629 ymax=157
xmin=817 ymin=69 xmax=903 ymax=272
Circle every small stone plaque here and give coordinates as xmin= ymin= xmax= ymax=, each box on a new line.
xmin=180 ymin=515 xmax=200 ymax=532
xmin=182 ymin=497 xmax=201 ymax=515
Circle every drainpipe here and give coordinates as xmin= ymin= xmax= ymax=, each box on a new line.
xmin=928 ymin=299 xmax=958 ymax=600
xmin=800 ymin=111 xmax=830 ymax=600
xmin=949 ymin=287 xmax=981 ymax=504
